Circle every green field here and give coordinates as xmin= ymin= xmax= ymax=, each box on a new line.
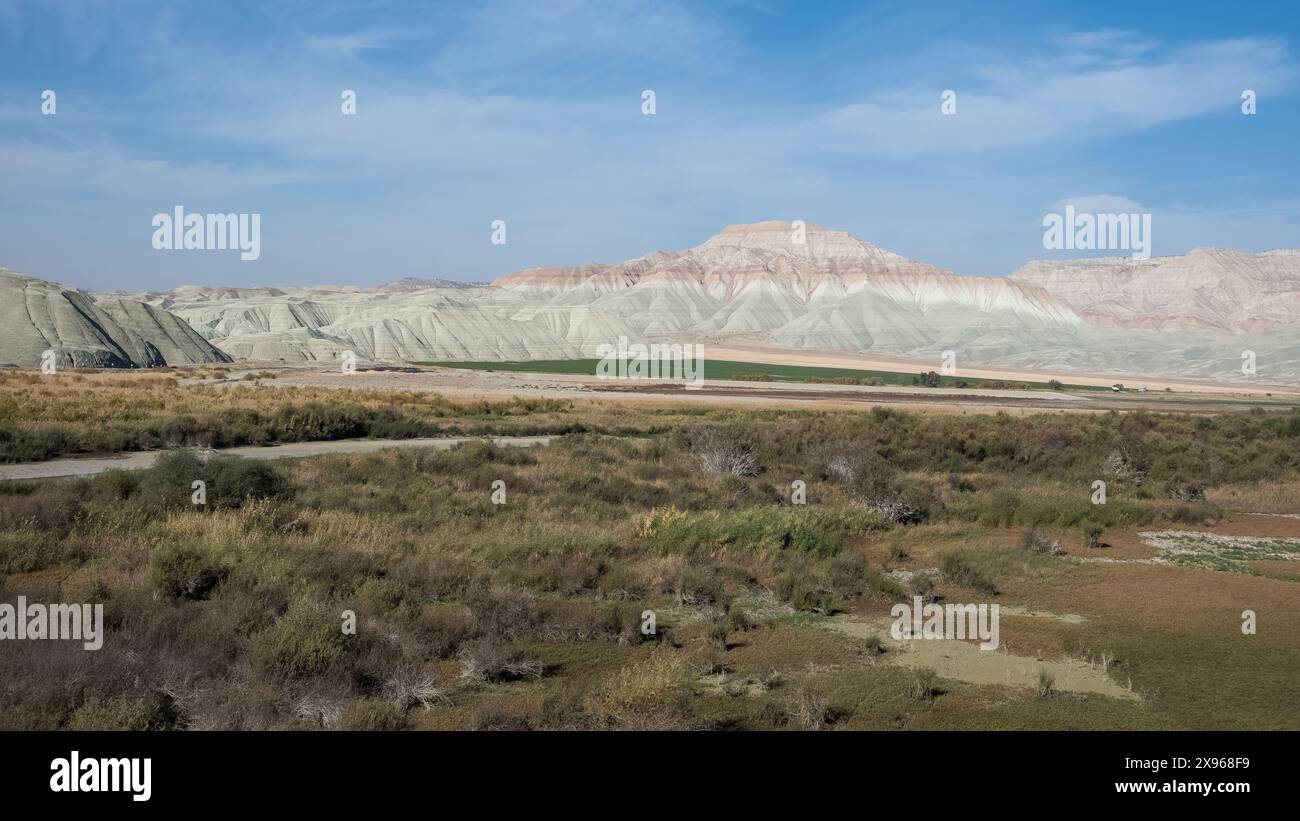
xmin=419 ymin=358 xmax=1101 ymax=391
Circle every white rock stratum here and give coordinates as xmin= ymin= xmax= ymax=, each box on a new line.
xmin=0 ymin=268 xmax=231 ymax=368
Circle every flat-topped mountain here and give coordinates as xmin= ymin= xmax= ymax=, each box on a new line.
xmin=5 ymin=222 xmax=1299 ymax=381
xmin=494 ymin=221 xmax=1083 ymax=350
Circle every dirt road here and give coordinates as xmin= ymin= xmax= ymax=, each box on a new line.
xmin=0 ymin=436 xmax=553 ymax=481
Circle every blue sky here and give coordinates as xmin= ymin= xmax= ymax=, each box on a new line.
xmin=1 ymin=0 xmax=1298 ymax=291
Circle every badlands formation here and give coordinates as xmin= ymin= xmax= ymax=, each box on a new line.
xmin=0 ymin=268 xmax=229 ymax=369
xmin=3 ymin=222 xmax=1299 ymax=382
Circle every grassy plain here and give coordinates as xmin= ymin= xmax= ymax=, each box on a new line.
xmin=1 ymin=371 xmax=1298 ymax=730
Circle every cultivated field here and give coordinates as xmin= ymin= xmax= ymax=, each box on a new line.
xmin=1 ymin=370 xmax=1298 ymax=730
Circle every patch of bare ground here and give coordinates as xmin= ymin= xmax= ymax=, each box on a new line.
xmin=825 ymin=615 xmax=1137 ymax=700
xmin=1013 ymin=560 xmax=1300 ymax=640
xmin=1249 ymin=559 xmax=1300 ymax=579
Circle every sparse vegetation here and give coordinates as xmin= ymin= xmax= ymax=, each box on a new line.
xmin=1037 ymin=669 xmax=1056 ymax=699
xmin=1 ymin=377 xmax=1298 ymax=730
xmin=1021 ymin=528 xmax=1063 ymax=556
xmin=910 ymin=667 xmax=939 ymax=701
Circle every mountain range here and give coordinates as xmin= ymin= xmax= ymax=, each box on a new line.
xmin=3 ymin=221 xmax=1299 ymax=383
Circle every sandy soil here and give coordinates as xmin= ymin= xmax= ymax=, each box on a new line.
xmin=0 ymin=435 xmax=552 ymax=481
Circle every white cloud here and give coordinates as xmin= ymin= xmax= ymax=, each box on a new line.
xmin=1050 ymin=195 xmax=1146 ymax=214
xmin=820 ymin=36 xmax=1298 ymax=156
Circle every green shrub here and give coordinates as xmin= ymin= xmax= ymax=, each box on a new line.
xmin=826 ymin=552 xmax=869 ymax=598
xmin=139 ymin=451 xmax=292 ymax=511
xmin=67 ymin=694 xmax=179 ymax=731
xmin=774 ymin=563 xmax=838 ymax=613
xmin=150 ymin=544 xmax=226 ymax=600
xmin=940 ymin=551 xmax=998 ymax=595
xmin=867 ymin=572 xmax=909 ymax=602
xmin=251 ymin=601 xmax=351 ymax=677
xmin=676 ymin=566 xmax=725 ymax=607
xmin=205 ymin=456 xmax=293 ymax=507
xmin=640 ymin=507 xmax=882 ymax=557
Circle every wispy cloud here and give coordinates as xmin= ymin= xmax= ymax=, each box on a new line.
xmin=0 ymin=3 xmax=1297 ymax=290
xmin=821 ymin=35 xmax=1298 ymax=155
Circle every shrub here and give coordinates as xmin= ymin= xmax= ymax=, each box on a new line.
xmin=887 ymin=538 xmax=909 ymax=561
xmin=1168 ymin=481 xmax=1206 ymax=502
xmin=205 ymin=456 xmax=293 ymax=507
xmin=827 ymin=551 xmax=869 ymax=598
xmin=639 ymin=506 xmax=881 ymax=557
xmin=141 ymin=451 xmax=292 ymax=510
xmin=1103 ymin=445 xmax=1150 ymax=486
xmin=1082 ymin=521 xmax=1104 ymax=549
xmin=851 ymin=459 xmax=933 ymax=524
xmin=676 ymin=566 xmax=724 ymax=607
xmin=708 ymin=618 xmax=731 ymax=650
xmin=341 ymin=698 xmax=409 ymax=731
xmin=150 ymin=544 xmax=226 ymax=600
xmin=939 ymin=552 xmax=998 ymax=595
xmin=726 ymin=607 xmax=755 ymax=633
xmin=457 ymin=638 xmax=543 ymax=683
xmin=696 ymin=432 xmax=759 ymax=477
xmin=251 ymin=601 xmax=351 ymax=678
xmin=586 ymin=651 xmax=694 ymax=730
xmin=465 ymin=587 xmax=541 ymax=641
xmin=866 ymin=572 xmax=908 ymax=602
xmin=910 ymin=571 xmax=937 ymax=602
xmin=773 ymin=564 xmax=837 ymax=614
xmin=67 ymin=694 xmax=179 ymax=730
xmin=787 ymin=686 xmax=834 ymax=730
xmin=910 ymin=667 xmax=939 ymax=701
xmin=415 ymin=606 xmax=477 ymax=658
xmin=1037 ymin=668 xmax=1056 ymax=698
xmin=1020 ymin=528 xmax=1063 ymax=556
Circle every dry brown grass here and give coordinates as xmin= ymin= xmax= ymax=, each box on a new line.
xmin=1208 ymin=480 xmax=1300 ymax=514
xmin=585 ymin=650 xmax=696 ymax=730
xmin=0 ymin=370 xmax=565 ymax=427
